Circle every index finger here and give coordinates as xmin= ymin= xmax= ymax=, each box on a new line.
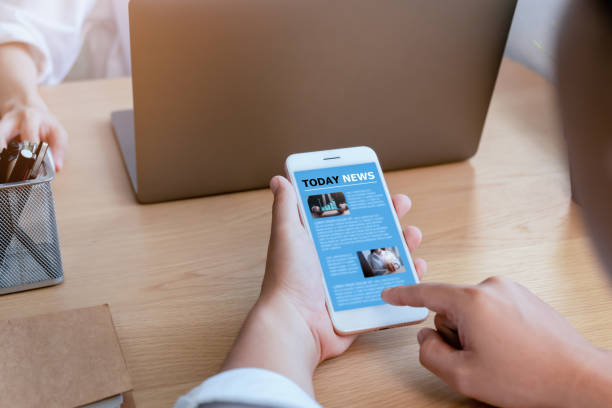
xmin=44 ymin=123 xmax=69 ymax=170
xmin=382 ymin=283 xmax=465 ymax=316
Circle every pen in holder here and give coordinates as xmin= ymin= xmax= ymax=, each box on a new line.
xmin=0 ymin=154 xmax=63 ymax=295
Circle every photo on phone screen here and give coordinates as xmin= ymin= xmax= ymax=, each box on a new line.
xmin=294 ymin=162 xmax=418 ymax=312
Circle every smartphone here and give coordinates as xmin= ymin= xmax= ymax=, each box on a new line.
xmin=285 ymin=146 xmax=428 ymax=335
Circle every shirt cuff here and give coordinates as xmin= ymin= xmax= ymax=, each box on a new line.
xmin=174 ymin=368 xmax=322 ymax=408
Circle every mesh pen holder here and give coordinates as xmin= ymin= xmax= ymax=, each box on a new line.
xmin=0 ymin=155 xmax=63 ymax=295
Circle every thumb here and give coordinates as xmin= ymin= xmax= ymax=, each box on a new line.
xmin=270 ymin=176 xmax=302 ymax=232
xmin=417 ymin=328 xmax=468 ymax=391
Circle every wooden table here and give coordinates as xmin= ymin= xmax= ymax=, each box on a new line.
xmin=1 ymin=59 xmax=610 ymax=407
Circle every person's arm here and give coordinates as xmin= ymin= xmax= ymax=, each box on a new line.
xmin=0 ymin=0 xmax=97 ymax=170
xmin=0 ymin=43 xmax=68 ymax=169
xmin=176 ymin=176 xmax=427 ymax=407
xmin=0 ymin=43 xmax=41 ymax=112
xmin=220 ymin=295 xmax=321 ymax=395
xmin=382 ymin=278 xmax=612 ymax=407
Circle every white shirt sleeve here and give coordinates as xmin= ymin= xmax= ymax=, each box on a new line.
xmin=174 ymin=368 xmax=322 ymax=408
xmin=0 ymin=0 xmax=97 ymax=84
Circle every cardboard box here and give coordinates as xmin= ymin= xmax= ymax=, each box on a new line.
xmin=0 ymin=305 xmax=133 ymax=407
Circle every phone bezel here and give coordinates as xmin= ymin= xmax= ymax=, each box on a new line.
xmin=285 ymin=146 xmax=429 ymax=335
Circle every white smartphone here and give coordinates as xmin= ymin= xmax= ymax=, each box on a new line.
xmin=285 ymin=146 xmax=428 ymax=335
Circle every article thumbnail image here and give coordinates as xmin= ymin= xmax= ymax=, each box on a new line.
xmin=307 ymin=192 xmax=349 ymax=219
xmin=358 ymin=247 xmax=406 ymax=278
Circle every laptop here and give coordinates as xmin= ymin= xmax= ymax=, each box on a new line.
xmin=112 ymin=0 xmax=517 ymax=203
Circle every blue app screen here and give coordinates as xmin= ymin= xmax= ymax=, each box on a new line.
xmin=294 ymin=162 xmax=417 ymax=312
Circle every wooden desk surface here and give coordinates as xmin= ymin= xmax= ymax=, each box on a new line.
xmin=1 ymin=59 xmax=611 ymax=408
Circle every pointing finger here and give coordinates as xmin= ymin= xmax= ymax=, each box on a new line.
xmin=382 ymin=283 xmax=465 ymax=317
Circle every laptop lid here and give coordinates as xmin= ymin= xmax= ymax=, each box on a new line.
xmin=127 ymin=0 xmax=517 ymax=203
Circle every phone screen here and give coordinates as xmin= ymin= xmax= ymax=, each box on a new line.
xmin=294 ymin=162 xmax=418 ymax=312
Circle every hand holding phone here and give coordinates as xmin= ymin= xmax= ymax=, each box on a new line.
xmin=285 ymin=146 xmax=428 ymax=334
xmin=222 ymin=173 xmax=426 ymax=393
xmin=264 ymin=175 xmax=427 ymax=357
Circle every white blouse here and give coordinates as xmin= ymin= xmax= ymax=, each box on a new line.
xmin=0 ymin=0 xmax=130 ymax=84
